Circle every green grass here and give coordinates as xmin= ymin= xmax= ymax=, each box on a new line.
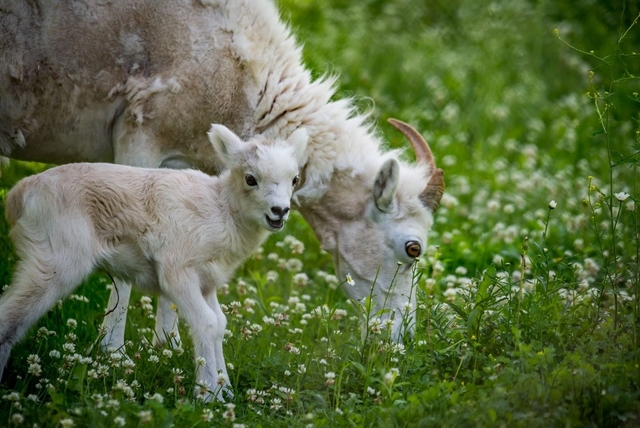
xmin=1 ymin=0 xmax=639 ymax=426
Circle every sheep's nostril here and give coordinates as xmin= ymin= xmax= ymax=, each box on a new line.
xmin=271 ymin=206 xmax=289 ymax=217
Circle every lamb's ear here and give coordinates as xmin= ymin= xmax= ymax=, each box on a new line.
xmin=373 ymin=158 xmax=399 ymax=213
xmin=207 ymin=124 xmax=244 ymax=167
xmin=287 ymin=128 xmax=309 ymax=167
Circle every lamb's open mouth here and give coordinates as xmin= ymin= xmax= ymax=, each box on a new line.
xmin=265 ymin=215 xmax=284 ymax=230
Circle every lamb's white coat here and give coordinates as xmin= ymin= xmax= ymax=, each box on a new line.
xmin=0 ymin=125 xmax=308 ymax=401
xmin=0 ymin=0 xmax=443 ymax=344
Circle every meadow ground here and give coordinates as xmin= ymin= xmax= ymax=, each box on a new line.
xmin=1 ymin=0 xmax=639 ymax=426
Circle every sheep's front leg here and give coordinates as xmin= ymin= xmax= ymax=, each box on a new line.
xmin=161 ymin=269 xmax=230 ymax=402
xmin=153 ymin=295 xmax=182 ymax=348
xmin=100 ymin=278 xmax=132 ymax=352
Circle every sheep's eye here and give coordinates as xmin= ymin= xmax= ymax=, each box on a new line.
xmin=245 ymin=174 xmax=257 ymax=186
xmin=405 ymin=241 xmax=421 ymax=258
xmin=292 ymin=175 xmax=300 ymax=186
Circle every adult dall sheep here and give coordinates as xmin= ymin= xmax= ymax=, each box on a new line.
xmin=0 ymin=0 xmax=444 ymax=345
xmin=0 ymin=125 xmax=309 ymax=401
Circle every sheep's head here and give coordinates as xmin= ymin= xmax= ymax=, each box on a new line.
xmin=299 ymin=119 xmax=444 ymax=342
xmin=207 ymin=124 xmax=309 ymax=231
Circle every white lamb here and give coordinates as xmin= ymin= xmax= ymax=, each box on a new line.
xmin=0 ymin=124 xmax=308 ymax=401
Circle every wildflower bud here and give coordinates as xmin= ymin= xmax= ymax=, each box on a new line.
xmin=548 ymin=200 xmax=557 ymax=210
xmin=346 ymin=273 xmax=355 ymax=287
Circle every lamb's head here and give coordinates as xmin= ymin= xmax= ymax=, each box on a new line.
xmin=208 ymin=124 xmax=309 ymax=231
xmin=300 ymin=119 xmax=444 ymax=342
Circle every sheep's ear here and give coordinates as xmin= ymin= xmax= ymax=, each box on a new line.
xmin=207 ymin=124 xmax=244 ymax=167
xmin=373 ymin=158 xmax=399 ymax=213
xmin=287 ymin=128 xmax=309 ymax=167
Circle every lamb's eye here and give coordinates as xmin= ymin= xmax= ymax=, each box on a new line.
xmin=245 ymin=174 xmax=257 ymax=186
xmin=292 ymin=175 xmax=300 ymax=186
xmin=405 ymin=241 xmax=421 ymax=258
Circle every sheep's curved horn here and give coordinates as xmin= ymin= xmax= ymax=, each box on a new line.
xmin=388 ymin=118 xmax=435 ymax=169
xmin=388 ymin=118 xmax=445 ymax=212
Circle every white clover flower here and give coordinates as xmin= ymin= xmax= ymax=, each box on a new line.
xmin=66 ymin=319 xmax=78 ymax=329
xmin=200 ymin=409 xmax=214 ymax=423
xmin=284 ymin=343 xmax=300 ymax=355
xmin=195 ymin=356 xmax=206 ymax=366
xmin=262 ymin=316 xmax=276 ymax=325
xmin=138 ymin=410 xmax=152 ymax=424
xmin=114 ymin=416 xmax=126 ymax=427
xmin=292 ymin=273 xmax=309 ymax=287
xmin=223 ymin=403 xmax=236 ymax=422
xmin=286 ymin=258 xmax=303 ymax=272
xmin=324 ymin=274 xmax=339 ymax=286
xmin=548 ymin=200 xmax=557 ymax=209
xmin=3 ymin=392 xmax=20 ymax=401
xmin=149 ymin=392 xmax=164 ymax=403
xmin=443 ymin=288 xmax=458 ymax=299
xmin=217 ymin=372 xmax=228 ymax=385
xmin=331 ymin=309 xmax=348 ymax=321
xmin=383 ymin=370 xmax=397 ymax=386
xmin=487 ymin=199 xmax=500 ymax=213
xmin=60 ymin=418 xmax=75 ymax=427
xmin=455 ymin=266 xmax=468 ymax=276
xmin=148 ymin=354 xmax=159 ymax=363
xmin=270 ymin=397 xmax=283 ymax=410
xmin=62 ymin=343 xmax=76 ymax=353
xmin=12 ymin=414 xmax=24 ymax=424
xmin=28 ymin=363 xmax=42 ymax=377
xmin=162 ymin=349 xmax=173 ymax=358
xmin=614 ymin=192 xmax=630 ymax=202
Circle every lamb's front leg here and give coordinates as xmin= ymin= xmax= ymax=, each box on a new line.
xmin=204 ymin=290 xmax=231 ymax=394
xmin=162 ymin=269 xmax=230 ymax=402
xmin=100 ymin=278 xmax=132 ymax=352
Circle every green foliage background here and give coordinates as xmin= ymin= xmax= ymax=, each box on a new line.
xmin=1 ymin=0 xmax=639 ymax=426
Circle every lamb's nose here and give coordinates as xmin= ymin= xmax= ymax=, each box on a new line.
xmin=271 ymin=206 xmax=290 ymax=217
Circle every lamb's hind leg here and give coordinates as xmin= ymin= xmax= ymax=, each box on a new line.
xmin=0 ymin=258 xmax=90 ymax=381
